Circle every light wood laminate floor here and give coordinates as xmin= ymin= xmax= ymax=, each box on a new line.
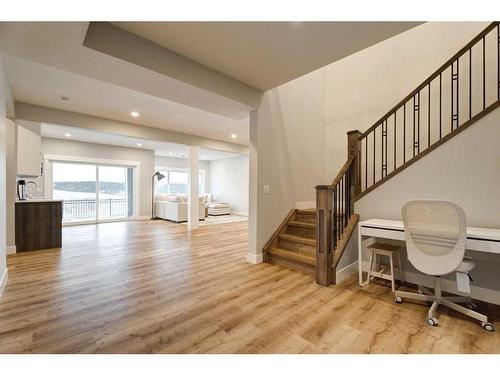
xmin=0 ymin=219 xmax=498 ymax=353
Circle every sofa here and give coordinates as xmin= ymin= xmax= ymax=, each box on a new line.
xmin=155 ymin=194 xmax=205 ymax=223
xmin=201 ymin=193 xmax=232 ymax=216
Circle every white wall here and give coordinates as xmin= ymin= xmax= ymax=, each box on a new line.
xmin=251 ymin=22 xmax=490 ymax=258
xmin=209 ymin=155 xmax=249 ymax=215
xmin=41 ymin=137 xmax=155 ymax=217
xmin=0 ymin=56 xmax=14 ymax=297
xmin=355 ymin=106 xmax=500 ymax=303
xmin=5 ymin=119 xmax=16 ymax=249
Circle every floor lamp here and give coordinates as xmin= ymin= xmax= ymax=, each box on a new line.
xmin=151 ymin=171 xmax=166 ymax=220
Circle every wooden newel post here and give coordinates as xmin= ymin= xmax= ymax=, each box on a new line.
xmin=315 ymin=184 xmax=334 ymax=286
xmin=347 ymin=130 xmax=362 ymax=197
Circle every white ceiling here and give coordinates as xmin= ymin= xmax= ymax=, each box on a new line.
xmin=0 ymin=22 xmax=253 ymax=119
xmin=41 ymin=123 xmax=243 ymax=161
xmin=113 ymin=22 xmax=422 ymax=90
xmin=0 ymin=21 xmax=421 ymax=150
xmin=3 ymin=54 xmax=249 ymax=145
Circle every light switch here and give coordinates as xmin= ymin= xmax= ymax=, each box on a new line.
xmin=263 ymin=185 xmax=270 ymax=194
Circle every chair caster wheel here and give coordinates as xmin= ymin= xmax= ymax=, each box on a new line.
xmin=467 ymin=302 xmax=477 ymax=310
xmin=427 ymin=317 xmax=439 ymax=326
xmin=394 ymin=296 xmax=402 ymax=304
xmin=482 ymin=322 xmax=495 ymax=332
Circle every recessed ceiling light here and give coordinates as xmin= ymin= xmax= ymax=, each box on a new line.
xmin=61 ymin=96 xmax=70 ymax=102
xmin=136 ymin=143 xmax=142 ymax=147
xmin=131 ymin=111 xmax=140 ymax=118
xmin=64 ymin=133 xmax=72 ymax=137
xmin=168 ymin=152 xmax=172 ymax=156
xmin=231 ymin=134 xmax=237 ymax=139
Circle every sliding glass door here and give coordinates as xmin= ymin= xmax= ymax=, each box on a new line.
xmin=98 ymin=166 xmax=128 ymax=220
xmin=52 ymin=162 xmax=133 ymax=224
xmin=53 ymin=162 xmax=97 ymax=223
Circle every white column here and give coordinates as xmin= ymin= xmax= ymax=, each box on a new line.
xmin=247 ymin=110 xmax=262 ymax=263
xmin=187 ymin=146 xmax=199 ymax=230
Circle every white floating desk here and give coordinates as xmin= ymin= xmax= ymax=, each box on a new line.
xmin=357 ymin=219 xmax=500 ymax=286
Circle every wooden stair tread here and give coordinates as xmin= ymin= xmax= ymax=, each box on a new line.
xmin=278 ymin=233 xmax=316 ymax=246
xmin=288 ymin=221 xmax=316 ymax=229
xmin=267 ymin=246 xmax=316 ymax=266
xmin=296 ymin=209 xmax=316 ymax=215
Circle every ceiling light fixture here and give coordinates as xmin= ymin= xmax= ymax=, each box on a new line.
xmin=61 ymin=96 xmax=70 ymax=102
xmin=131 ymin=111 xmax=140 ymax=118
xmin=168 ymin=152 xmax=173 ymax=156
xmin=137 ymin=143 xmax=142 ymax=147
xmin=64 ymin=133 xmax=72 ymax=137
xmin=231 ymin=134 xmax=237 ymax=139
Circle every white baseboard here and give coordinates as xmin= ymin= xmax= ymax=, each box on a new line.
xmin=336 ymin=260 xmax=358 ymax=284
xmin=295 ymin=201 xmax=316 ymax=209
xmin=246 ymin=252 xmax=264 ymax=264
xmin=6 ymin=245 xmax=16 ymax=255
xmin=135 ymin=215 xmax=151 ymax=221
xmin=361 ymin=260 xmax=500 ymax=306
xmin=232 ymin=211 xmax=248 ymax=216
xmin=0 ymin=268 xmax=8 ymax=300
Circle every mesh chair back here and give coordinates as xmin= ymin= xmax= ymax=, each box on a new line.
xmin=402 ymin=200 xmax=466 ymax=276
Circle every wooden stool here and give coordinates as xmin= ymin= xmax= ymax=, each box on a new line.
xmin=366 ymin=242 xmax=404 ymax=292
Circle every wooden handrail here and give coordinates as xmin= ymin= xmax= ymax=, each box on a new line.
xmin=359 ymin=21 xmax=499 ymax=140
xmin=330 ymin=157 xmax=354 ymax=186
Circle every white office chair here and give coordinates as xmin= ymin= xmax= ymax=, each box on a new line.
xmin=394 ymin=200 xmax=494 ymax=331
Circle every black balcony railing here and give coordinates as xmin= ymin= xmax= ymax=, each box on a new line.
xmin=62 ymin=198 xmax=127 ymax=221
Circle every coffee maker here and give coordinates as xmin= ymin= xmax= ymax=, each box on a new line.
xmin=17 ymin=179 xmax=28 ymax=201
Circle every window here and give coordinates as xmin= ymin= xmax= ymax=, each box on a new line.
xmin=52 ymin=162 xmax=134 ymax=223
xmin=155 ymin=169 xmax=206 ymax=195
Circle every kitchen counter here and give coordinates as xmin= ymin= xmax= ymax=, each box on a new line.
xmin=16 ymin=198 xmax=63 ymax=203
xmin=15 ymin=200 xmax=63 ymax=251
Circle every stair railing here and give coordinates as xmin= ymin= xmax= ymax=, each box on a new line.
xmin=315 ymin=131 xmax=361 ymax=286
xmin=315 ymin=22 xmax=500 ymax=286
xmin=357 ymin=22 xmax=500 ymax=199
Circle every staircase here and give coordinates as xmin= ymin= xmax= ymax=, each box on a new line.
xmin=264 ymin=209 xmax=317 ymax=275
xmin=263 ymin=22 xmax=500 ymax=286
xmin=264 ymin=209 xmax=359 ymax=277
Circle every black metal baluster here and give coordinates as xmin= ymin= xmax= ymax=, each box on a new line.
xmin=451 ymin=60 xmax=459 ymax=130
xmin=364 ymin=136 xmax=367 ymax=191
xmin=457 ymin=57 xmax=460 ymax=127
xmin=413 ymin=94 xmax=420 ymax=156
xmin=417 ymin=91 xmax=420 ymax=153
xmin=384 ymin=120 xmax=388 ymax=177
xmin=469 ymin=48 xmax=472 ymax=119
xmin=372 ymin=130 xmax=375 ymax=185
xmin=427 ymin=83 xmax=431 ymax=147
xmin=333 ymin=187 xmax=337 ymax=249
xmin=340 ymin=176 xmax=343 ymax=234
xmin=381 ymin=120 xmax=387 ymax=179
xmin=451 ymin=62 xmax=454 ymax=131
xmin=483 ymin=36 xmax=486 ymax=110
xmin=403 ymin=102 xmax=406 ymax=163
xmin=338 ymin=181 xmax=341 ymax=240
xmin=393 ymin=111 xmax=397 ymax=171
xmin=439 ymin=73 xmax=442 ymax=139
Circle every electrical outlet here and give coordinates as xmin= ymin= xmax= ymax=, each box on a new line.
xmin=263 ymin=185 xmax=270 ymax=194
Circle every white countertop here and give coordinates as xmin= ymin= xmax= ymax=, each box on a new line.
xmin=16 ymin=199 xmax=63 ymax=203
xmin=359 ymin=219 xmax=500 ymax=242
